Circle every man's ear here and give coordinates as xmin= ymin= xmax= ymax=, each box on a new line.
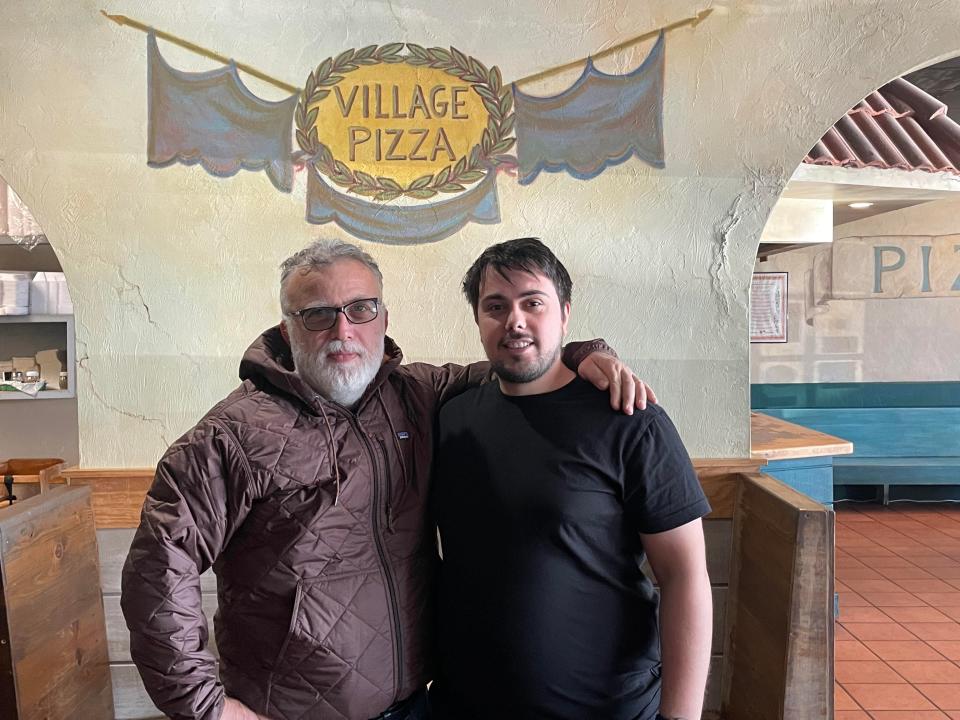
xmin=279 ymin=319 xmax=290 ymax=344
xmin=383 ymin=306 xmax=389 ymax=333
xmin=561 ymin=302 xmax=571 ymax=336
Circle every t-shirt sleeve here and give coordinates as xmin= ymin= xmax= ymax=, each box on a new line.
xmin=623 ymin=408 xmax=711 ymax=534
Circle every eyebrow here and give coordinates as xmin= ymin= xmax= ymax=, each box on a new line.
xmin=479 ymin=289 xmax=549 ymax=303
xmin=302 ymin=296 xmax=377 ymax=309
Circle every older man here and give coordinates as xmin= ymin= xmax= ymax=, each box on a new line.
xmin=121 ymin=239 xmax=650 ymax=720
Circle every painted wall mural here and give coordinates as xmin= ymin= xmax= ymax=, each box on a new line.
xmin=807 ymin=235 xmax=960 ymax=321
xmin=105 ymin=9 xmax=711 ymax=245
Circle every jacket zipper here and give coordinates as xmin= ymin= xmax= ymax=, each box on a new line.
xmin=352 ymin=417 xmax=404 ymax=702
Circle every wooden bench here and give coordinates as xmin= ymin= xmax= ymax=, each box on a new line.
xmin=0 ymin=485 xmax=114 ymax=719
xmin=760 ymin=407 xmax=960 ymax=503
xmin=62 ymin=462 xmax=834 ymax=720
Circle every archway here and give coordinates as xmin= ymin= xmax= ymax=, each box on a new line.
xmin=0 ymin=174 xmax=79 ymax=465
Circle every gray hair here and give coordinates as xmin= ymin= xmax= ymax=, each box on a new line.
xmin=279 ymin=239 xmax=384 ymax=309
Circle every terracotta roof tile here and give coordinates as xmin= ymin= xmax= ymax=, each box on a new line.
xmin=804 ymin=78 xmax=960 ymax=175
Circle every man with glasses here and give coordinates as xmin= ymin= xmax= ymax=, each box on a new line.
xmin=121 ymin=239 xmax=652 ymax=720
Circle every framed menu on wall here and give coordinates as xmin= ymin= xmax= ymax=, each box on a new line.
xmin=751 ymin=272 xmax=788 ymax=343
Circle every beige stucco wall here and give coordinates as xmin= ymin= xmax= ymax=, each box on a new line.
xmin=752 ymin=197 xmax=960 ymax=384
xmin=2 ymin=1 xmax=960 ymax=466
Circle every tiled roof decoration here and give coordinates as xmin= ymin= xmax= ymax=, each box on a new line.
xmin=804 ymin=78 xmax=960 ymax=176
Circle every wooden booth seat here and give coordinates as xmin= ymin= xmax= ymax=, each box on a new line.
xmin=763 ymin=407 xmax=960 ymax=502
xmin=60 ymin=462 xmax=834 ymax=720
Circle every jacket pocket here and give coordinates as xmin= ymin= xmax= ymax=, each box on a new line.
xmin=265 ymin=579 xmax=304 ymax=708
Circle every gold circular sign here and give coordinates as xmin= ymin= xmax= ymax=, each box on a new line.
xmin=296 ymin=44 xmax=516 ymax=201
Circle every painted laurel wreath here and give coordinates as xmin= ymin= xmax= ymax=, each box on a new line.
xmin=295 ymin=43 xmax=517 ymax=201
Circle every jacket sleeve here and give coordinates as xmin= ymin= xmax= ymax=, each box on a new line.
xmin=120 ymin=421 xmax=252 ymax=720
xmin=401 ymin=339 xmax=615 ymax=405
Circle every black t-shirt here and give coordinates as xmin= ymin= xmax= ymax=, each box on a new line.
xmin=431 ymin=377 xmax=710 ymax=720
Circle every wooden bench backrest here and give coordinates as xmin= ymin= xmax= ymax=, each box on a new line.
xmin=0 ymin=486 xmax=114 ymax=719
xmin=721 ymin=472 xmax=834 ymax=720
xmin=61 ymin=463 xmax=833 ymax=720
xmin=761 ymin=407 xmax=960 ymax=458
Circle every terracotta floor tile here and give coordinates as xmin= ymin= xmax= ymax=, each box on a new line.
xmin=912 ymin=557 xmax=960 ymax=569
xmin=881 ymin=567 xmax=939 ymax=581
xmin=884 ymin=607 xmax=955 ymax=623
xmin=864 ymin=592 xmax=927 ymax=607
xmin=840 ymin=606 xmax=894 ymax=623
xmin=947 ymin=712 xmax=960 ymax=719
xmin=906 ymin=625 xmax=960 ymax=642
xmin=915 ymin=594 xmax=960 ymax=606
xmin=847 ymin=579 xmax=911 ymax=594
xmin=837 ymin=640 xmax=880 ymax=660
xmin=834 ymin=712 xmax=871 ymax=719
xmin=897 ymin=580 xmax=960 ymax=594
xmin=837 ymin=624 xmax=856 ymax=641
xmin=937 ymin=608 xmax=960 ymax=622
xmin=841 ymin=568 xmax=889 ymax=580
xmin=850 ymin=547 xmax=900 ymax=559
xmin=868 ymin=712 xmax=949 ymax=719
xmin=844 ymin=683 xmax=936 ymax=710
xmin=864 ymin=641 xmax=947 ymax=661
xmin=869 ymin=557 xmax=920 ymax=568
xmin=928 ymin=568 xmax=960 ymax=580
xmin=890 ymin=662 xmax=960 ymax=684
xmin=836 ymin=661 xmax=905 ymax=684
xmin=927 ymin=642 xmax=960 ymax=661
xmin=840 ymin=591 xmax=873 ymax=607
xmin=885 ymin=542 xmax=936 ymax=553
xmin=916 ymin=684 xmax=960 ymax=709
xmin=839 ymin=557 xmax=870 ymax=570
xmin=844 ymin=623 xmax=920 ymax=642
xmin=836 ymin=682 xmax=861 ymax=710
xmin=843 ymin=536 xmax=879 ymax=547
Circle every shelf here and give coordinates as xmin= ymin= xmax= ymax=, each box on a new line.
xmin=0 ymin=314 xmax=72 ymax=323
xmin=0 ymin=389 xmax=75 ymax=400
xmin=1 ymin=314 xmax=76 ymax=399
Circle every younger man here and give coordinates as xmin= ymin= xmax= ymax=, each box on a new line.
xmin=431 ymin=238 xmax=713 ymax=720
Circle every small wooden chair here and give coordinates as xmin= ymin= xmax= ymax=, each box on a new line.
xmin=0 ymin=457 xmax=64 ymax=507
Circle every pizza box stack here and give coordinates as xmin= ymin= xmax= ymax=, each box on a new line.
xmin=29 ymin=272 xmax=73 ymax=315
xmin=0 ymin=272 xmax=30 ymax=315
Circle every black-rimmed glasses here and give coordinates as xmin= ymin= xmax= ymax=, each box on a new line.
xmin=287 ymin=298 xmax=380 ymax=331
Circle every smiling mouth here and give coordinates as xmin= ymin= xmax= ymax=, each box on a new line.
xmin=501 ymin=338 xmax=535 ymax=350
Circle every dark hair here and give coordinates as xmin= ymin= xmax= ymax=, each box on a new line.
xmin=462 ymin=237 xmax=573 ymax=317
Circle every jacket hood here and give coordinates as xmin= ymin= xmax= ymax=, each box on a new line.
xmin=238 ymin=325 xmax=403 ymax=411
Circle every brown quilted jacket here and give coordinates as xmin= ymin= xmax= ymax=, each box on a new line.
xmin=121 ymin=327 xmax=603 ymax=720
xmin=122 ymin=328 xmax=487 ymax=720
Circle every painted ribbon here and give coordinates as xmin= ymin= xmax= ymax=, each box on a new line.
xmin=512 ymin=32 xmax=665 ymax=185
xmin=147 ymin=33 xmax=298 ymax=192
xmin=306 ymin=167 xmax=501 ymax=245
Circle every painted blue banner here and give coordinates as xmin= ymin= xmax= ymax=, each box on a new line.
xmin=147 ymin=33 xmax=298 ymax=192
xmin=512 ymin=32 xmax=665 ymax=185
xmin=306 ymin=167 xmax=501 ymax=245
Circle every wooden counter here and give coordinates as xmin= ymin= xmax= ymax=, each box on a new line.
xmin=751 ymin=411 xmax=853 ymax=461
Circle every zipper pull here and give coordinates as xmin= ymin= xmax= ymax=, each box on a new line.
xmin=386 ymin=503 xmax=395 ymax=533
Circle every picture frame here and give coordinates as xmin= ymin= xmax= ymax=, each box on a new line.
xmin=750 ymin=271 xmax=788 ymax=343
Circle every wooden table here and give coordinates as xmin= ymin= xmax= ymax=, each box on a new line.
xmin=751 ymin=412 xmax=853 ymax=505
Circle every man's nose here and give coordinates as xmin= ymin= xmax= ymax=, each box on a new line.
xmin=330 ymin=310 xmax=354 ymax=339
xmin=505 ymin=305 xmax=526 ymax=330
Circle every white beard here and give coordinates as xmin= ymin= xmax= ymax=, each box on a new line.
xmin=291 ymin=336 xmax=384 ymax=408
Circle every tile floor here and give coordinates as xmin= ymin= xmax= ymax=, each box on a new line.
xmin=836 ymin=501 xmax=960 ymax=719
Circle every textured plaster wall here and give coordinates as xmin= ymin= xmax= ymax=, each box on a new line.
xmin=2 ymin=1 xmax=959 ymax=466
xmin=752 ymin=197 xmax=960 ymax=384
